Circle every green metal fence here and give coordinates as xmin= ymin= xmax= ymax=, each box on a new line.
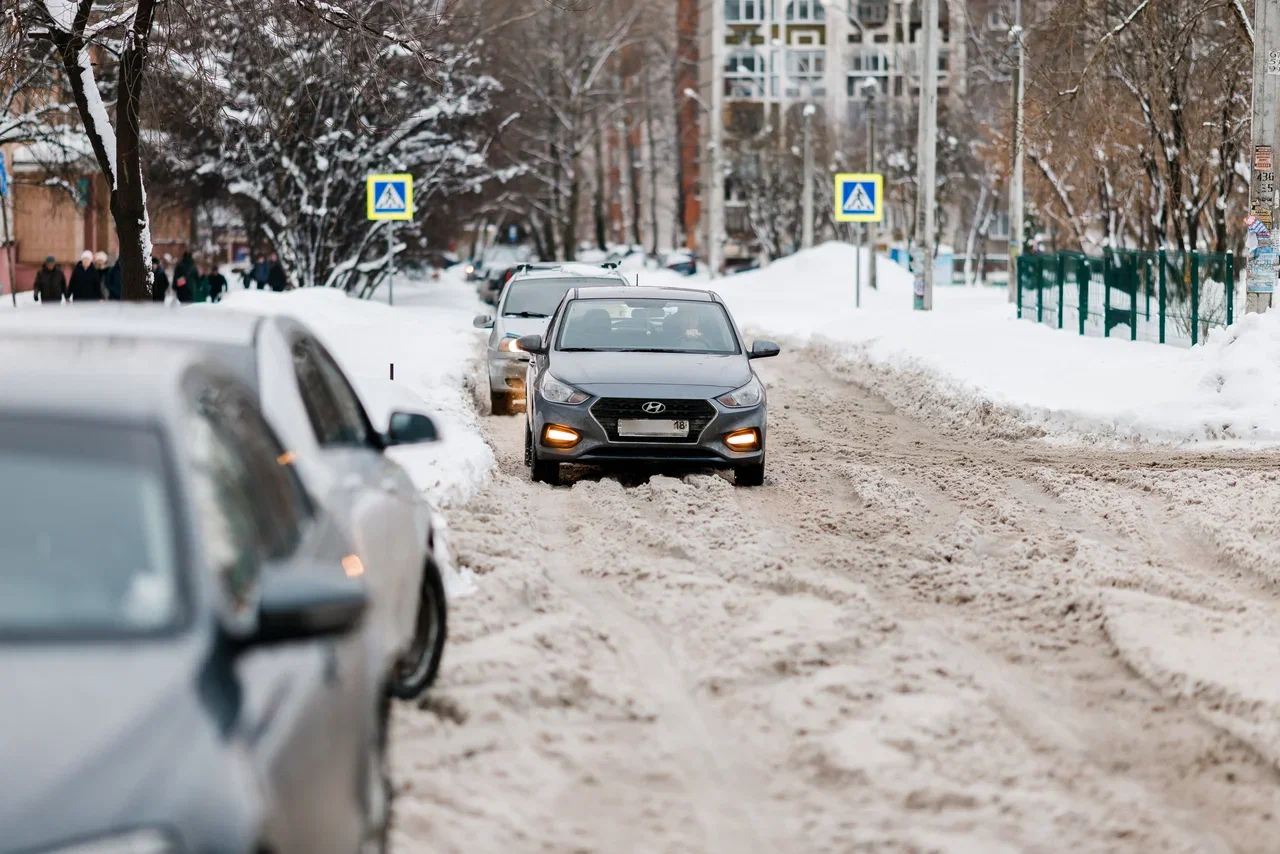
xmin=1016 ymin=249 xmax=1235 ymax=347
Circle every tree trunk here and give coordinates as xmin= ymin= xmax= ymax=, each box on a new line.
xmin=626 ymin=112 xmax=643 ymax=248
xmin=593 ymin=111 xmax=608 ymax=251
xmin=643 ymin=57 xmax=661 ymax=256
xmin=115 ymin=2 xmax=159 ymax=301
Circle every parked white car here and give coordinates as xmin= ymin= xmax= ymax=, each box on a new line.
xmin=0 ymin=306 xmax=449 ymax=699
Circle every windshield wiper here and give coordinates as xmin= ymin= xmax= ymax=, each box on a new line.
xmin=503 ymin=311 xmax=549 ymax=318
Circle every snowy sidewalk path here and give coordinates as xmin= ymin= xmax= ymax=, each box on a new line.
xmin=391 ymin=347 xmax=1280 ymax=854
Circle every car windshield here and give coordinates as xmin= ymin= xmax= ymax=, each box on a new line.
xmin=557 ymin=298 xmax=740 ymax=354
xmin=502 ymin=278 xmax=619 ymax=318
xmin=0 ymin=416 xmax=185 ymax=637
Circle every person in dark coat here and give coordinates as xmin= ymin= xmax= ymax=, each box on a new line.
xmin=251 ymin=255 xmax=270 ymax=290
xmin=102 ymin=256 xmax=122 ymax=300
xmin=172 ymin=271 xmax=194 ymax=303
xmin=67 ymin=251 xmax=103 ymax=302
xmin=149 ymin=257 xmax=170 ymax=302
xmin=173 ymin=251 xmax=199 ymax=291
xmin=266 ymin=253 xmax=287 ymax=292
xmin=207 ymin=267 xmax=228 ymax=302
xmin=33 ymin=256 xmax=66 ymax=305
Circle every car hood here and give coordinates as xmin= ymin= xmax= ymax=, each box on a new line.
xmin=495 ymin=316 xmax=549 ymax=340
xmin=551 ymin=351 xmax=751 ymax=398
xmin=0 ymin=640 xmax=228 ymax=849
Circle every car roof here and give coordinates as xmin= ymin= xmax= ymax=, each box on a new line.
xmin=0 ymin=336 xmax=208 ymax=423
xmin=0 ymin=304 xmax=262 ymax=347
xmin=565 ymin=285 xmax=719 ymax=302
xmin=510 ymin=263 xmax=629 ymax=283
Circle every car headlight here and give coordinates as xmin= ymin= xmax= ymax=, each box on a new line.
xmin=716 ymin=377 xmax=764 ymax=408
xmin=539 ymin=372 xmax=589 ymax=405
xmin=497 ymin=337 xmax=523 ymax=354
xmin=41 ymin=828 xmax=179 ymax=854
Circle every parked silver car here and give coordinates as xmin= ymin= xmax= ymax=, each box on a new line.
xmin=517 ymin=286 xmax=779 ymax=486
xmin=0 ymin=306 xmax=448 ymax=699
xmin=474 ymin=263 xmax=630 ymax=415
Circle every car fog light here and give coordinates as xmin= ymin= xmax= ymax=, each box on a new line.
xmin=725 ymin=428 xmax=760 ymax=450
xmin=543 ymin=424 xmax=581 ymax=448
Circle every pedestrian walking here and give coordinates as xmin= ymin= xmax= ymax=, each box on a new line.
xmin=207 ymin=266 xmax=228 ymax=302
xmin=68 ymin=251 xmax=103 ymax=302
xmin=149 ymin=257 xmax=170 ymax=302
xmin=103 ymin=254 xmax=122 ymax=300
xmin=267 ymin=253 xmax=287 ymax=292
xmin=174 ymin=251 xmax=199 ymax=291
xmin=251 ymin=254 xmax=270 ymax=290
xmin=33 ymin=256 xmax=66 ymax=305
xmin=172 ymin=271 xmax=193 ymax=304
xmin=92 ymin=252 xmax=110 ymax=300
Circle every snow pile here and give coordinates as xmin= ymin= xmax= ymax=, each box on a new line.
xmin=219 ymin=273 xmax=494 ymax=506
xmin=693 ymin=242 xmax=1280 ymax=445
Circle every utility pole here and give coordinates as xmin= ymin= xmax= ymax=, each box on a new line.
xmin=912 ymin=0 xmax=940 ymax=311
xmin=802 ymin=103 xmax=815 ymax=249
xmin=707 ymin=3 xmax=725 ymax=279
xmin=863 ymin=77 xmax=879 ymax=291
xmin=1246 ymin=0 xmax=1280 ymax=313
xmin=1008 ymin=0 xmax=1025 ymax=304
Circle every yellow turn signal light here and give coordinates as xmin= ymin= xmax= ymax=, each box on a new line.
xmin=542 ymin=424 xmax=581 ymax=448
xmin=342 ymin=554 xmax=365 ymax=578
xmin=725 ymin=428 xmax=760 ymax=451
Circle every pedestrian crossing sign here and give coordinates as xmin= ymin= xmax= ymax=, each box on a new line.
xmin=367 ymin=173 xmax=414 ymax=221
xmin=834 ymin=173 xmax=883 ymax=223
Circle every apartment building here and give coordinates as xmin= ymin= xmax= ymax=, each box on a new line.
xmin=697 ymin=0 xmax=1011 ymax=274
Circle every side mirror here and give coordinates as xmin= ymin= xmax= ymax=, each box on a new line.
xmin=516 ymin=334 xmax=546 ymax=355
xmin=473 ymin=314 xmax=494 ymax=329
xmin=749 ymin=340 xmax=780 ymax=359
xmin=250 ymin=574 xmax=368 ymax=646
xmin=384 ymin=411 xmax=439 ymax=445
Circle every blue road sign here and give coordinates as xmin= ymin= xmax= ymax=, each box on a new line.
xmin=367 ymin=173 xmax=414 ymax=221
xmin=834 ymin=173 xmax=883 ymax=223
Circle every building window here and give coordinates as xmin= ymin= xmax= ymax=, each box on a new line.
xmin=785 ymin=0 xmax=826 ymax=22
xmin=725 ymin=50 xmax=767 ymax=98
xmin=986 ymin=7 xmax=1008 ymax=30
xmin=847 ymin=75 xmax=888 ymax=97
xmin=990 ymin=211 xmax=1010 ymax=238
xmin=725 ymin=0 xmax=765 ymax=22
xmin=857 ymin=1 xmax=890 ymax=26
xmin=787 ymin=49 xmax=825 ymax=81
xmin=849 ymin=47 xmax=890 ymax=74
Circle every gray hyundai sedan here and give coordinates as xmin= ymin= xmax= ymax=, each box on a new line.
xmin=518 ymin=286 xmax=779 ymax=486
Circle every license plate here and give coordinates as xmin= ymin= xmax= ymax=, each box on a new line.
xmin=617 ymin=418 xmax=689 ymax=438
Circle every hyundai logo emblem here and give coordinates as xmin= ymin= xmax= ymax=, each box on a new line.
xmin=641 ymin=401 xmax=667 ymax=415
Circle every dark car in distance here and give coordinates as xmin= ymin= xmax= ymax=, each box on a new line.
xmin=518 ymin=286 xmax=779 ymax=486
xmin=0 ymin=338 xmax=391 ymax=854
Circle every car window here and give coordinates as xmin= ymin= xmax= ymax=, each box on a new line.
xmin=0 ymin=416 xmax=185 ymax=636
xmin=557 ymin=298 xmax=740 ymax=354
xmin=292 ymin=338 xmax=365 ymax=447
xmin=501 ymin=278 xmax=619 ymax=318
xmin=190 ymin=380 xmax=311 ymax=565
xmin=185 ymin=387 xmax=265 ymax=632
xmin=307 ymin=339 xmax=372 ymax=447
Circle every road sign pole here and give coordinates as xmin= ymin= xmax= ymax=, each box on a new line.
xmin=855 ymin=225 xmax=862 ymax=308
xmin=912 ymin=0 xmax=940 ymax=312
xmin=388 ymin=225 xmax=395 ymax=306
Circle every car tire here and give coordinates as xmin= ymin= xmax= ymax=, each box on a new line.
xmin=736 ymin=459 xmax=765 ymax=487
xmin=490 ymin=391 xmax=512 ymax=416
xmin=387 ymin=558 xmax=448 ymax=700
xmin=360 ymin=692 xmax=392 ymax=854
xmin=529 ymin=434 xmax=561 ymax=485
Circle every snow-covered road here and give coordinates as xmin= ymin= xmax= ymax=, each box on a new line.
xmin=389 ymin=343 xmax=1280 ymax=853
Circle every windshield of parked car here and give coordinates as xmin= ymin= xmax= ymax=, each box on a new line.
xmin=501 ymin=278 xmax=620 ymax=318
xmin=0 ymin=416 xmax=185 ymax=637
xmin=557 ymin=298 xmax=740 ymax=354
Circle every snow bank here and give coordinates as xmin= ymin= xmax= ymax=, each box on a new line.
xmin=219 ymin=273 xmax=494 ymax=507
xmin=698 ymin=242 xmax=1280 ymax=445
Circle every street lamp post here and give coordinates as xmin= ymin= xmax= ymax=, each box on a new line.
xmin=802 ymin=103 xmax=815 ymax=249
xmin=862 ymin=77 xmax=879 ymax=291
xmin=1008 ymin=0 xmax=1025 ymax=304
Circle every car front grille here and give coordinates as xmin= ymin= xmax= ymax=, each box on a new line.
xmin=590 ymin=397 xmax=717 ymax=444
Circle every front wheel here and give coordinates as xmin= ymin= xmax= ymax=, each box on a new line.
xmin=735 ymin=459 xmax=765 ymax=487
xmin=387 ymin=558 xmax=448 ymax=700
